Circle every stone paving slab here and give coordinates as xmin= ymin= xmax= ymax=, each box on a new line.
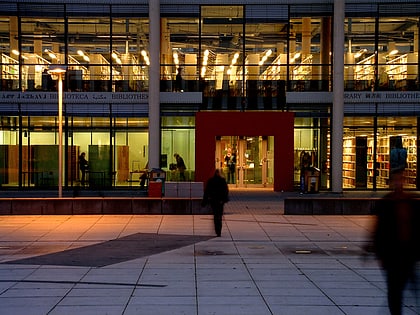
xmin=0 ymin=189 xmax=419 ymax=314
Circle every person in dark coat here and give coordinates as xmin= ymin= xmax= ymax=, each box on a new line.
xmin=202 ymin=169 xmax=229 ymax=237
xmin=373 ymin=170 xmax=420 ymax=315
xmin=79 ymin=152 xmax=88 ymax=186
xmin=174 ymin=153 xmax=186 ymax=181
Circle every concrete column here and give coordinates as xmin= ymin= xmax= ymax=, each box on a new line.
xmin=160 ymin=18 xmax=172 ymax=80
xmin=320 ymin=17 xmax=331 ymax=83
xmin=331 ymin=0 xmax=344 ymax=193
xmin=10 ymin=17 xmax=18 ymax=52
xmin=149 ymin=0 xmax=161 ymax=169
xmin=301 ymin=18 xmax=311 ymax=56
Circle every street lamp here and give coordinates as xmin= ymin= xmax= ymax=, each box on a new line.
xmin=48 ymin=66 xmax=67 ymax=198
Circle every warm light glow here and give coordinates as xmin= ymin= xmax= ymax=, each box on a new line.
xmin=48 ymin=66 xmax=66 ymax=198
xmin=48 ymin=66 xmax=67 ymax=75
xmin=77 ymin=50 xmax=84 ymax=56
xmin=11 ymin=49 xmax=19 ymax=56
xmin=44 ymin=49 xmax=57 ymax=59
xmin=354 ymin=48 xmax=367 ymax=58
xmin=389 ymin=49 xmax=399 ymax=56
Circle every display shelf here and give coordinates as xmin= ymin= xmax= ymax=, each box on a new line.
xmin=402 ymin=136 xmax=417 ymax=188
xmin=366 ymin=136 xmax=417 ymax=189
xmin=292 ymin=55 xmax=312 ymax=80
xmin=260 ymin=53 xmax=287 ymax=80
xmin=90 ymin=54 xmax=110 ymax=80
xmin=386 ymin=54 xmax=407 ymax=81
xmin=1 ymin=54 xmax=19 ymax=80
xmin=68 ymin=55 xmax=90 ymax=80
xmin=355 ymin=54 xmax=375 ymax=81
xmin=342 ymin=137 xmax=356 ymax=188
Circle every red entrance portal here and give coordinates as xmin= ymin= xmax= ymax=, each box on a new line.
xmin=195 ymin=112 xmax=294 ymax=191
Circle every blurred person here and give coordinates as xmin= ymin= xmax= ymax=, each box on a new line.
xmin=202 ymin=169 xmax=229 ymax=237
xmin=373 ymin=170 xmax=420 ymax=315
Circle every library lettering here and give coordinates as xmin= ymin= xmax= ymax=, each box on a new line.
xmin=0 ymin=1 xmax=419 ymax=193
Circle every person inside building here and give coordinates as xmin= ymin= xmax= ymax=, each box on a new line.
xmin=175 ymin=67 xmax=183 ymax=92
xmin=227 ymin=151 xmax=236 ymax=184
xmin=79 ymin=152 xmax=88 ymax=186
xmin=42 ymin=68 xmax=53 ymax=91
xmin=202 ymin=169 xmax=229 ymax=237
xmin=139 ymin=162 xmax=149 ymax=190
xmin=390 ymin=136 xmax=407 ymax=174
xmin=174 ymin=153 xmax=186 ymax=181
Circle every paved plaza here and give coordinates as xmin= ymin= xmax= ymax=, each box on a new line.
xmin=0 ymin=189 xmax=419 ymax=315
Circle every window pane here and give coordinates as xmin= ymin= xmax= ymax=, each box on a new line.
xmin=21 ymin=17 xmax=65 ymax=91
xmin=68 ymin=17 xmax=111 ymax=91
xmin=112 ymin=17 xmax=149 ymax=92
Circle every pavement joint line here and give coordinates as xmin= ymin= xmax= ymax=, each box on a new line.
xmin=0 ymin=279 xmax=167 ymax=287
xmin=223 ymin=218 xmax=319 ymax=225
xmin=232 ymin=228 xmax=275 ymax=315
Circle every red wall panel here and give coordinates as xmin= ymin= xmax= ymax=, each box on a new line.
xmin=195 ymin=112 xmax=294 ymax=191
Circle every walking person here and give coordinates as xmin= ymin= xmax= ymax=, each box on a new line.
xmin=373 ymin=170 xmax=420 ymax=315
xmin=202 ymin=169 xmax=229 ymax=237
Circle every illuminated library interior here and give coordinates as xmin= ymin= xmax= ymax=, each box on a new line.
xmin=0 ymin=1 xmax=419 ymax=191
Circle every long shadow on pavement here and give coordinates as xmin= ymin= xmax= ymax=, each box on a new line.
xmin=2 ymin=233 xmax=214 ymax=267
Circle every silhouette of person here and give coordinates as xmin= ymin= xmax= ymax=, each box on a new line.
xmin=42 ymin=69 xmax=53 ymax=91
xmin=139 ymin=162 xmax=149 ymax=190
xmin=175 ymin=67 xmax=183 ymax=92
xmin=174 ymin=153 xmax=186 ymax=181
xmin=226 ymin=151 xmax=236 ymax=184
xmin=390 ymin=136 xmax=407 ymax=174
xmin=373 ymin=170 xmax=420 ymax=315
xmin=202 ymin=169 xmax=229 ymax=237
xmin=79 ymin=152 xmax=88 ymax=186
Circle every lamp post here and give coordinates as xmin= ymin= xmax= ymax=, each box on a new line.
xmin=48 ymin=66 xmax=67 ymax=198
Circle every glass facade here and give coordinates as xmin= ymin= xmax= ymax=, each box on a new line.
xmin=0 ymin=1 xmax=419 ymax=191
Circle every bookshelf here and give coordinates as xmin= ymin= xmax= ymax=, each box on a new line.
xmin=355 ymin=54 xmax=375 ymax=81
xmin=343 ymin=137 xmax=356 ymax=188
xmin=385 ymin=54 xmax=407 ymax=81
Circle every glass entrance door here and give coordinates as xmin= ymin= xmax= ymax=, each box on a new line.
xmin=217 ymin=136 xmax=273 ymax=188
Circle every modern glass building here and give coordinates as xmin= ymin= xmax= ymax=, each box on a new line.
xmin=0 ymin=0 xmax=419 ymax=192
